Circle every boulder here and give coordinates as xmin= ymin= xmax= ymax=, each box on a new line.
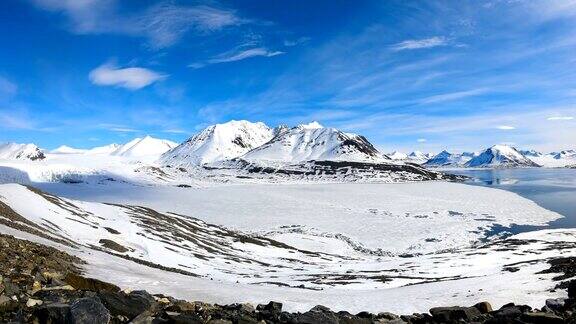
xmin=98 ymin=290 xmax=156 ymax=320
xmin=293 ymin=305 xmax=339 ymax=324
xmin=32 ymin=303 xmax=71 ymax=323
xmin=0 ymin=294 xmax=19 ymax=312
xmin=473 ymin=301 xmax=493 ymax=313
xmin=69 ymin=297 xmax=111 ymax=324
xmin=257 ymin=301 xmax=283 ymax=321
xmin=546 ymin=298 xmax=566 ymax=310
xmin=568 ymin=280 xmax=576 ymax=299
xmin=64 ymin=273 xmax=120 ymax=293
xmin=429 ymin=306 xmax=481 ymax=322
xmin=520 ymin=312 xmax=564 ymax=324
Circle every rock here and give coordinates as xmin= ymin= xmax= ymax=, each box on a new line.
xmin=26 ymin=298 xmax=43 ymax=307
xmin=208 ymin=320 xmax=233 ymax=324
xmin=165 ymin=300 xmax=197 ymax=313
xmin=257 ymin=301 xmax=283 ymax=321
xmin=520 ymin=312 xmax=564 ymax=324
xmin=99 ymin=290 xmax=156 ymax=320
xmin=130 ymin=311 xmax=154 ymax=324
xmin=492 ymin=303 xmax=531 ymax=319
xmin=376 ymin=312 xmax=400 ymax=320
xmin=473 ymin=301 xmax=493 ymax=313
xmin=568 ymin=280 xmax=576 ymax=299
xmin=293 ymin=305 xmax=339 ymax=324
xmin=0 ymin=294 xmax=18 ymax=312
xmin=546 ymin=298 xmax=566 ymax=310
xmin=429 ymin=306 xmax=481 ymax=322
xmin=41 ymin=285 xmax=76 ymax=291
xmin=2 ymin=279 xmax=20 ymax=296
xmin=64 ymin=273 xmax=120 ymax=293
xmin=163 ymin=311 xmax=205 ymax=323
xmin=69 ymin=297 xmax=111 ymax=324
xmin=99 ymin=239 xmax=130 ymax=253
xmin=32 ymin=303 xmax=71 ymax=323
xmin=257 ymin=301 xmax=282 ymax=313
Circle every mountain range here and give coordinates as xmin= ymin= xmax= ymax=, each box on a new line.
xmin=1 ymin=120 xmax=574 ymax=170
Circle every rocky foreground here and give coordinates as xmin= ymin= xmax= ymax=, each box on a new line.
xmin=1 ymin=233 xmax=575 ymax=324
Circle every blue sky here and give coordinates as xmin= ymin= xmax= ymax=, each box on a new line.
xmin=0 ymin=0 xmax=575 ymax=152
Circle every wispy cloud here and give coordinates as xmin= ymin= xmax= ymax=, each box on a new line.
xmin=190 ymin=47 xmax=284 ymax=68
xmin=0 ymin=76 xmax=18 ymax=99
xmin=29 ymin=0 xmax=248 ymax=49
xmin=89 ymin=63 xmax=166 ymax=90
xmin=109 ymin=127 xmax=139 ymax=133
xmin=417 ymin=138 xmax=427 ymax=143
xmin=496 ymin=125 xmax=515 ymax=130
xmin=547 ymin=116 xmax=574 ymax=121
xmin=284 ymin=37 xmax=311 ymax=47
xmin=391 ymin=36 xmax=449 ymax=51
xmin=0 ymin=112 xmax=34 ymax=130
xmin=419 ymin=88 xmax=489 ymax=104
xmin=162 ymin=128 xmax=189 ymax=134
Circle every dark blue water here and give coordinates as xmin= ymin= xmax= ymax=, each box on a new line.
xmin=448 ymin=168 xmax=576 ymax=232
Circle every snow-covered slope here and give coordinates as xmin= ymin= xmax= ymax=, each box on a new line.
xmin=0 ymin=182 xmax=571 ymax=313
xmin=466 ymin=145 xmax=540 ymax=168
xmin=112 ymin=136 xmax=177 ymax=158
xmin=160 ymin=120 xmax=274 ymax=166
xmin=85 ymin=143 xmax=120 ymax=155
xmin=241 ymin=122 xmax=383 ymax=163
xmin=51 ymin=145 xmax=87 ymax=154
xmin=423 ymin=151 xmax=475 ymax=167
xmin=388 ymin=151 xmax=408 ymax=161
xmin=0 ymin=143 xmax=45 ymax=161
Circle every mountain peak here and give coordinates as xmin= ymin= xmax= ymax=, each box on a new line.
xmin=160 ymin=120 xmax=274 ymax=166
xmin=466 ymin=145 xmax=539 ymax=168
xmin=0 ymin=142 xmax=45 ymax=161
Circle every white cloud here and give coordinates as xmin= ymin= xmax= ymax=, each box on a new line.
xmin=417 ymin=138 xmax=427 ymax=143
xmin=190 ymin=47 xmax=284 ymax=69
xmin=89 ymin=63 xmax=166 ymax=90
xmin=496 ymin=125 xmax=516 ymax=130
xmin=392 ymin=36 xmax=449 ymax=51
xmin=547 ymin=116 xmax=574 ymax=120
xmin=30 ymin=0 xmax=246 ymax=49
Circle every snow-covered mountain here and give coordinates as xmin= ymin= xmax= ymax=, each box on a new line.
xmin=388 ymin=151 xmax=408 ymax=161
xmin=160 ymin=120 xmax=274 ymax=167
xmin=112 ymin=136 xmax=177 ymax=158
xmin=465 ymin=145 xmax=540 ymax=168
xmin=423 ymin=151 xmax=475 ymax=167
xmin=241 ymin=122 xmax=383 ymax=164
xmin=0 ymin=143 xmax=45 ymax=161
xmin=552 ymin=150 xmax=576 ymax=160
xmin=519 ymin=149 xmax=542 ymax=158
xmin=526 ymin=149 xmax=576 ymax=167
xmin=407 ymin=151 xmax=431 ymax=161
xmin=388 ymin=151 xmax=430 ymax=164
